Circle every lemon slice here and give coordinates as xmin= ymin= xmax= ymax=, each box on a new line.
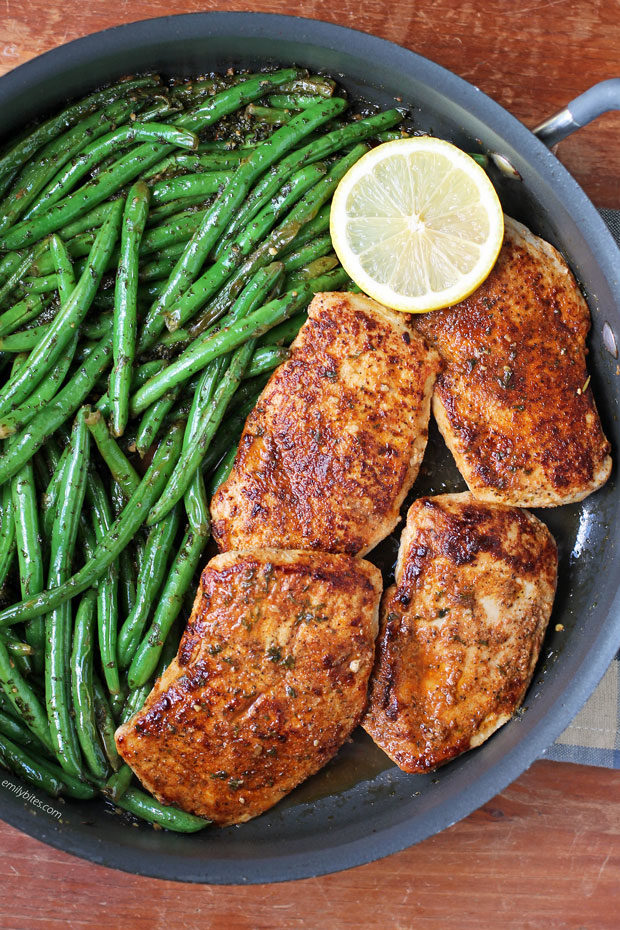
xmin=330 ymin=137 xmax=504 ymax=313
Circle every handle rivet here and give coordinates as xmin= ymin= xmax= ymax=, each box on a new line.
xmin=489 ymin=153 xmax=521 ymax=180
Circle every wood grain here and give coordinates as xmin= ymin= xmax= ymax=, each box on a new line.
xmin=1 ymin=761 xmax=620 ymax=929
xmin=0 ymin=1 xmax=619 ymax=926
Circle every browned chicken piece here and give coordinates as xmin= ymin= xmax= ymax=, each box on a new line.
xmin=115 ymin=549 xmax=382 ymax=826
xmin=211 ymin=291 xmax=442 ymax=556
xmin=414 ymin=216 xmax=611 ymax=507
xmin=362 ymin=492 xmax=557 ymax=772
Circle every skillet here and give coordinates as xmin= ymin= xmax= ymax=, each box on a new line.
xmin=0 ymin=12 xmax=618 ymax=884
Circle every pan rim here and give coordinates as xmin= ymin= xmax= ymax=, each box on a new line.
xmin=0 ymin=10 xmax=618 ymax=885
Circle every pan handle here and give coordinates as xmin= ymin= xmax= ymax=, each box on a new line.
xmin=533 ymin=78 xmax=620 ymax=147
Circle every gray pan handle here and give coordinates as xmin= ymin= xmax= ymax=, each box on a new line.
xmin=534 ymin=78 xmax=620 ymax=147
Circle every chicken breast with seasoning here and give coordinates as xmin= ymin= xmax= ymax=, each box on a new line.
xmin=211 ymin=291 xmax=442 ymax=556
xmin=414 ymin=216 xmax=611 ymax=507
xmin=363 ymin=492 xmax=557 ymax=772
xmin=115 ymin=549 xmax=382 ymax=826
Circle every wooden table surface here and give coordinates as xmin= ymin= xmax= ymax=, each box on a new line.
xmin=0 ymin=1 xmax=619 ymax=927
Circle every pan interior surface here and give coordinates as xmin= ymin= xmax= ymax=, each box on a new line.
xmin=0 ymin=13 xmax=618 ymax=884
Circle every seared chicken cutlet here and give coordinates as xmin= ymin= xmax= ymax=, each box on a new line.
xmin=363 ymin=493 xmax=557 ymax=772
xmin=115 ymin=549 xmax=382 ymax=825
xmin=414 ymin=217 xmax=611 ymax=507
xmin=211 ymin=292 xmax=441 ymax=556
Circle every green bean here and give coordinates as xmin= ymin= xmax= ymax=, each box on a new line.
xmin=0 ymin=238 xmax=81 ymax=440
xmin=140 ymin=208 xmax=210 ymax=256
xmin=0 ymin=71 xmax=298 ymax=251
xmin=0 ymin=99 xmax=138 ymax=231
xmin=246 ymin=103 xmax=293 ymax=125
xmin=117 ymin=546 xmax=136 ymax=620
xmin=210 ymin=443 xmax=237 ymax=495
xmin=93 ymin=674 xmax=121 ymax=771
xmin=0 ymin=168 xmax=17 ymax=197
xmin=84 ymin=407 xmax=140 ymax=496
xmin=151 ymin=150 xmax=249 ymax=177
xmin=0 ymin=338 xmax=77 ymax=437
xmin=183 ymin=470 xmax=211 ymax=538
xmin=376 ymin=129 xmax=411 ymax=142
xmin=10 ymin=276 xmax=58 ymax=297
xmin=103 ymin=762 xmax=133 ymax=801
xmin=117 ymin=503 xmax=182 ymax=668
xmin=0 ymin=422 xmax=184 ymax=627
xmin=0 ymin=731 xmax=63 ymax=798
xmin=279 ymin=203 xmax=331 ymax=254
xmin=48 ymin=233 xmax=76 ymax=302
xmin=138 ymin=96 xmax=347 ymax=350
xmin=119 ymin=613 xmax=181 ymax=721
xmin=244 ymin=344 xmax=290 ymax=379
xmin=286 ymin=253 xmax=340 ymax=287
xmin=61 ymin=201 xmax=120 ymax=239
xmin=181 ymin=250 xmax=285 ymax=343
xmin=139 ymin=247 xmax=185 ymax=283
xmin=26 ymin=122 xmax=199 ymax=219
xmin=1 ymin=630 xmax=32 ymax=678
xmin=219 ymin=109 xmax=402 ymax=247
xmin=162 ymin=145 xmax=364 ymax=334
xmin=142 ymin=239 xmax=192 ymax=271
xmin=0 ymin=251 xmax=23 ymax=288
xmin=0 ymin=200 xmax=122 ymax=419
xmin=221 ymin=162 xmax=328 ymax=264
xmin=41 ymin=444 xmax=70 ymax=540
xmin=126 ymin=528 xmax=204 ymax=690
xmin=0 ymin=334 xmax=112 ymax=486
xmin=0 ymin=708 xmax=53 ymax=758
xmin=182 ymin=356 xmax=229 ymax=536
xmin=111 ymin=482 xmax=137 ymax=623
xmin=119 ymin=682 xmax=151 ymax=725
xmin=70 ymin=590 xmax=108 ymax=778
xmin=45 ymin=409 xmax=90 ymax=775
xmin=0 ymin=636 xmax=53 ymax=752
xmin=0 ymin=323 xmax=54 ymax=353
xmin=29 ymin=200 xmax=217 ymax=278
xmin=0 ymin=730 xmax=98 ymax=798
xmin=27 ymin=206 xmax=214 ymax=281
xmin=134 ymin=390 xmax=180 ymax=456
xmin=113 ymin=787 xmax=209 ymax=833
xmin=145 ymin=196 xmax=211 ymax=226
xmin=109 ymin=181 xmax=150 ymax=437
xmin=11 ymin=462 xmax=44 ymax=672
xmin=256 ymin=311 xmax=306 ymax=348
xmin=84 ymin=469 xmax=122 ymax=713
xmin=150 ymin=172 xmax=232 ymax=206
xmin=0 ymin=483 xmax=16 ymax=589
xmin=0 ymin=294 xmax=45 ymax=338
xmin=468 ymin=152 xmax=490 ymax=168
xmin=0 ymin=245 xmax=41 ymax=305
xmin=281 ymin=233 xmax=333 ymax=273
xmin=0 ymin=76 xmax=160 ymax=183
xmin=27 ymin=230 xmax=96 ymax=274
xmin=133 ymin=283 xmax=315 ymax=414
xmin=268 ymin=93 xmax=326 ymax=109
xmin=96 ymin=359 xmax=165 ymax=419
xmin=147 ymin=341 xmax=255 ymax=524
xmin=196 ymin=382 xmax=267 ymax=477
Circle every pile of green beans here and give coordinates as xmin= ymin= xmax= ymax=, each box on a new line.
xmin=0 ymin=67 xmax=407 ymax=832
